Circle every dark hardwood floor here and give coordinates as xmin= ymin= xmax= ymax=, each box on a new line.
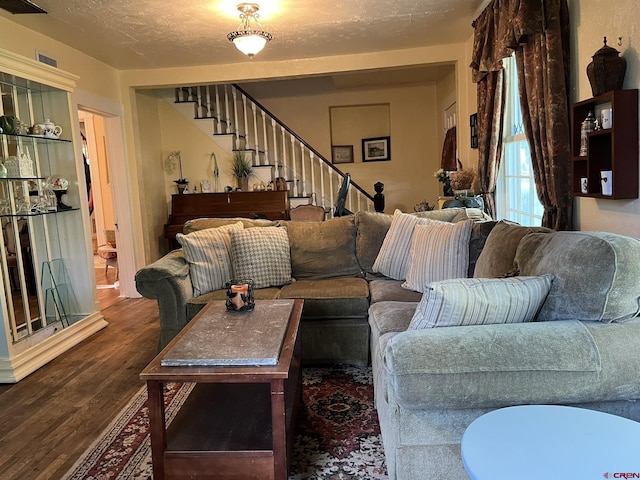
xmin=0 ymin=264 xmax=160 ymax=480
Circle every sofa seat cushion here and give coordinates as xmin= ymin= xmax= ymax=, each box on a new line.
xmin=384 ymin=320 xmax=602 ymax=410
xmin=278 ymin=277 xmax=370 ymax=319
xmin=283 ymin=216 xmax=361 ymax=279
xmin=515 ymin=231 xmax=640 ymax=323
xmin=369 ymin=278 xmax=422 ymax=304
xmin=369 ymin=301 xmax=417 ymax=337
xmin=186 ymin=287 xmax=282 ymax=321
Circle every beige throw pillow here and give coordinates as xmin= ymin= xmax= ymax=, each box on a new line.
xmin=402 ymin=219 xmax=473 ymax=293
xmin=372 ymin=209 xmax=432 ymax=280
xmin=409 ymin=275 xmax=553 ymax=329
xmin=177 ymin=221 xmax=244 ymax=296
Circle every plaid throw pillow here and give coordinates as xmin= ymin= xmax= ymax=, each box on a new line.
xmin=230 ymin=227 xmax=293 ymax=289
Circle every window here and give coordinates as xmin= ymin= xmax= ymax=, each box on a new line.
xmin=495 ymin=55 xmax=543 ymax=226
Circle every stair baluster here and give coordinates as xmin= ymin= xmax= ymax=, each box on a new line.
xmin=224 ymin=85 xmax=232 ymax=135
xmin=271 ymin=118 xmax=279 ymax=174
xmin=251 ymin=103 xmax=260 ymax=163
xmin=260 ymin=110 xmax=269 ymax=166
xmin=241 ymin=93 xmax=251 ymax=152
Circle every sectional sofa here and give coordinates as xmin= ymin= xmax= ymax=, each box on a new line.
xmin=135 ymin=209 xmax=640 ymax=479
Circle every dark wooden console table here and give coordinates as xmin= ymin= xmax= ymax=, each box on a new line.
xmin=163 ymin=190 xmax=289 ymax=245
xmin=140 ymin=299 xmax=303 ymax=480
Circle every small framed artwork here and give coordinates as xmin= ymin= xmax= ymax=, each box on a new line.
xmin=470 ymin=113 xmax=478 ymax=149
xmin=332 ymin=145 xmax=354 ymax=164
xmin=362 ymin=136 xmax=391 ymax=162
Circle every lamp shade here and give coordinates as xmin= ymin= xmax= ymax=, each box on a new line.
xmin=227 ymin=3 xmax=273 ymax=59
xmin=232 ymin=33 xmax=269 ymax=57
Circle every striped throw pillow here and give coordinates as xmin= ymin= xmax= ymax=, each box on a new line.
xmin=176 ymin=221 xmax=244 ymax=296
xmin=409 ymin=275 xmax=554 ymax=329
xmin=402 ymin=219 xmax=473 ymax=293
xmin=230 ymin=227 xmax=293 ymax=289
xmin=372 ymin=209 xmax=432 ymax=280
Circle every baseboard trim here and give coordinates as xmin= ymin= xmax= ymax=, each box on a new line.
xmin=0 ymin=313 xmax=108 ymax=383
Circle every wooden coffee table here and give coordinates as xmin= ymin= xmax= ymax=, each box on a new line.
xmin=140 ymin=299 xmax=303 ymax=480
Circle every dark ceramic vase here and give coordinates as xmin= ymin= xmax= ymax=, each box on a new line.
xmin=586 ymin=37 xmax=626 ymax=96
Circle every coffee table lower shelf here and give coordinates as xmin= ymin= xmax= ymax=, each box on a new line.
xmin=163 ymin=383 xmax=291 ymax=478
xmin=148 ymin=372 xmax=300 ymax=479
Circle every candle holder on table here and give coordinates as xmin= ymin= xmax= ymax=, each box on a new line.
xmin=226 ymin=279 xmax=255 ymax=311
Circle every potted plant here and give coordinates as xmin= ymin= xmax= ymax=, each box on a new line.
xmin=231 ymin=150 xmax=253 ymax=191
xmin=434 ymin=169 xmax=453 ymax=196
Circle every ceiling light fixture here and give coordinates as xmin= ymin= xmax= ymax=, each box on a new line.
xmin=227 ymin=3 xmax=273 ymax=59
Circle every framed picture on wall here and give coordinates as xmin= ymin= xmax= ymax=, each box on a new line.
xmin=362 ymin=136 xmax=391 ymax=162
xmin=470 ymin=113 xmax=479 ymax=149
xmin=332 ymin=145 xmax=354 ymax=164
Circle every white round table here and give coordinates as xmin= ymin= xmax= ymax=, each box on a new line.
xmin=461 ymin=405 xmax=640 ymax=480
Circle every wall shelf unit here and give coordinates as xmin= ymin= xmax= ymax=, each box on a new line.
xmin=571 ymin=89 xmax=638 ymax=199
xmin=0 ymin=48 xmax=106 ymax=383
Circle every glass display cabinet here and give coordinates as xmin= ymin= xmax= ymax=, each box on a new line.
xmin=0 ymin=48 xmax=106 ymax=382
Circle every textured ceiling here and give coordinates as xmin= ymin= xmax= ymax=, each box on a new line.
xmin=1 ymin=0 xmax=489 ymax=70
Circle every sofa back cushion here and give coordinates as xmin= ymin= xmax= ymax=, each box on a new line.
xmin=515 ymin=231 xmax=640 ymax=323
xmin=468 ymin=220 xmax=498 ymax=277
xmin=474 ymin=220 xmax=553 ymax=278
xmin=284 ymin=215 xmax=360 ymax=279
xmin=355 ymin=211 xmax=393 ymax=273
xmin=183 ymin=217 xmax=278 ymax=234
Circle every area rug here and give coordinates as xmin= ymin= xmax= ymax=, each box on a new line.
xmin=63 ymin=365 xmax=388 ymax=479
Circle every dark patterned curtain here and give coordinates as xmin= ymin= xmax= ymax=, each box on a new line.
xmin=475 ymin=72 xmax=505 ymax=219
xmin=470 ymin=0 xmax=572 ymax=230
xmin=515 ymin=0 xmax=572 ymax=230
xmin=441 ymin=126 xmax=458 ymax=171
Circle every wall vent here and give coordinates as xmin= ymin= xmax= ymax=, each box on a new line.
xmin=36 ymin=51 xmax=58 ymax=68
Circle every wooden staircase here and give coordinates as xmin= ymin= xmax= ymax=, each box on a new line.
xmin=173 ymin=84 xmax=375 ymax=217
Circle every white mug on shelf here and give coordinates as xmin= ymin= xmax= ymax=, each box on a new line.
xmin=601 ymin=108 xmax=612 ymax=129
xmin=601 ymin=170 xmax=613 ymax=196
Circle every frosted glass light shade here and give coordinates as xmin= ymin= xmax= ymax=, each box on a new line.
xmin=233 ymin=33 xmax=268 ymax=57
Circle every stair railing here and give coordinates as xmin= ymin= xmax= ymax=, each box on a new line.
xmin=175 ymin=85 xmax=375 ymax=216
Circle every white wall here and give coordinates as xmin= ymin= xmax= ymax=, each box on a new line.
xmin=570 ymin=0 xmax=640 ymax=236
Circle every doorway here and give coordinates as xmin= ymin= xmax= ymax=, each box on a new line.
xmin=78 ymin=110 xmax=120 ymax=308
xmin=73 ymin=88 xmax=138 ymax=301
xmin=79 ymin=111 xmax=121 ymax=308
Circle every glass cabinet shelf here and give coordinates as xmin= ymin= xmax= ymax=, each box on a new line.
xmin=0 ymin=208 xmax=79 ymax=218
xmin=0 ymin=132 xmax=72 ymax=143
